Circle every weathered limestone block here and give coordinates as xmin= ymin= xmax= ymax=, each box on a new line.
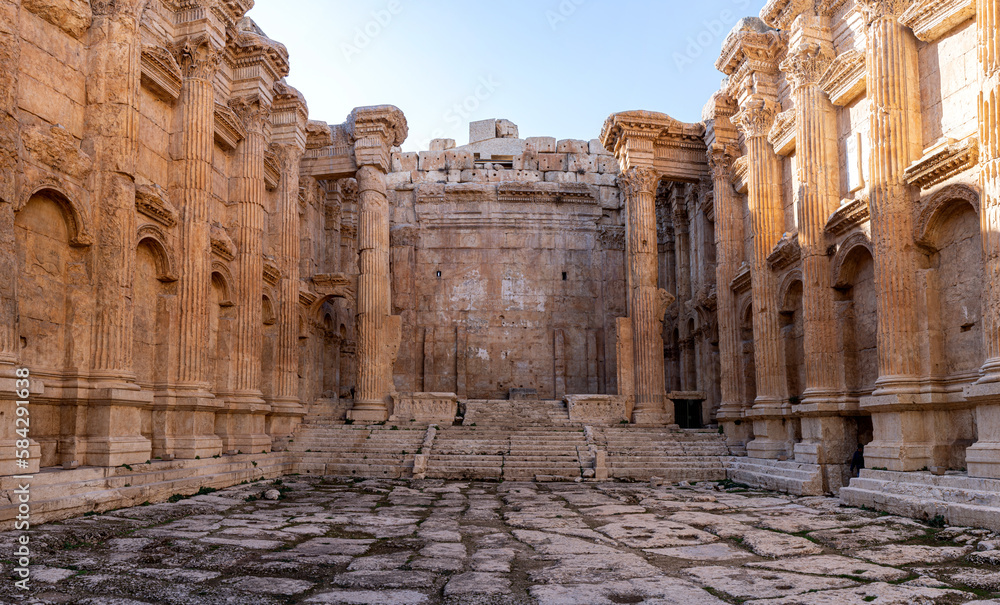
xmin=567 ymin=153 xmax=595 ymax=173
xmin=524 ymin=136 xmax=556 ymax=153
xmin=392 ymin=151 xmax=417 ymax=172
xmin=556 ymin=139 xmax=589 ymax=154
xmin=565 ymin=394 xmax=627 ymax=424
xmin=21 ymin=124 xmax=93 ymax=179
xmin=537 ymin=153 xmax=568 ymax=171
xmin=23 ymin=0 xmax=91 ymax=40
xmin=444 ymin=149 xmax=473 ymax=170
xmin=418 ymin=151 xmax=445 ymax=171
xmin=429 ymin=138 xmax=456 ymax=151
xmin=390 ymin=392 xmax=458 ymax=424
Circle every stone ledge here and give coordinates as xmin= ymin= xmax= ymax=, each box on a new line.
xmin=840 ymin=469 xmax=1000 ymax=531
xmin=725 ymin=457 xmax=826 ymax=495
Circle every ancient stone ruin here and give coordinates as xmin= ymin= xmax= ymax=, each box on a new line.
xmin=1 ymin=0 xmax=1000 ymax=538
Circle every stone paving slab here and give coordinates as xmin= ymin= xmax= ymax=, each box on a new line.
xmin=0 ymin=477 xmax=998 ymax=604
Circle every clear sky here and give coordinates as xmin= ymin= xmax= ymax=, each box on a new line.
xmin=247 ymin=0 xmax=770 ymax=152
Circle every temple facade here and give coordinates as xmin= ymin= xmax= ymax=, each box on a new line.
xmin=1 ymin=0 xmax=1000 ymax=525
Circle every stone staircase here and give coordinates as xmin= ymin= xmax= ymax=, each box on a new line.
xmin=594 ymin=426 xmax=729 ymax=482
xmin=840 ymin=469 xmax=1000 ymax=531
xmin=424 ymin=425 xmax=590 ymax=481
xmin=288 ymin=423 xmax=428 ymax=479
xmin=724 ymin=456 xmax=826 ymax=495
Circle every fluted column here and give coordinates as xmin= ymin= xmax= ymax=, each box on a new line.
xmin=346 ymin=106 xmax=407 ymax=422
xmin=273 ymin=144 xmax=304 ymax=407
xmin=782 ymin=33 xmax=853 ymax=468
xmin=709 ymin=139 xmax=746 ymax=438
xmin=965 ymin=0 xmax=1000 ymax=477
xmin=352 ymin=164 xmax=393 ymax=416
xmin=82 ymin=1 xmax=154 ymax=467
xmin=858 ymin=0 xmax=928 ymax=470
xmin=734 ymin=95 xmax=791 ymax=459
xmin=169 ymin=37 xmax=223 ymax=459
xmin=231 ymin=96 xmax=269 ymax=399
xmin=620 ymin=166 xmax=674 ymax=424
xmin=0 ymin=0 xmax=20 ymax=367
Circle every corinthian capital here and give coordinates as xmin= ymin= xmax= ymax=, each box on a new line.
xmin=733 ymin=95 xmax=780 ymax=138
xmin=780 ymin=42 xmax=834 ymax=90
xmin=173 ymin=36 xmax=222 ymax=80
xmin=229 ymin=94 xmax=272 ymax=134
xmin=708 ymin=143 xmax=740 ymax=181
xmin=617 ymin=166 xmax=659 ymax=199
xmin=857 ymin=0 xmax=915 ymax=24
xmin=347 ymin=105 xmax=408 ymax=172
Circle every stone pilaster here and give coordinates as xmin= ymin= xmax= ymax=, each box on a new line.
xmin=964 ymin=0 xmax=1000 ymax=477
xmin=857 ymin=0 xmax=930 ymax=471
xmin=781 ymin=24 xmax=853 ymax=469
xmin=83 ymin=0 xmax=152 ymax=466
xmin=734 ymin=95 xmax=792 ymax=459
xmin=219 ymin=94 xmax=271 ymax=453
xmin=268 ymin=83 xmax=307 ymax=440
xmin=620 ymin=166 xmax=674 ymax=425
xmin=168 ymin=36 xmax=224 ymax=459
xmin=707 ymin=92 xmax=747 ymax=445
xmin=346 ymin=106 xmax=407 ymax=422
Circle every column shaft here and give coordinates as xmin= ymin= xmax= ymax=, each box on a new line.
xmin=710 ymin=147 xmax=743 ymax=416
xmin=0 ymin=0 xmax=20 ymax=366
xmin=621 ymin=167 xmax=671 ymax=424
xmin=275 ymin=146 xmax=303 ymax=403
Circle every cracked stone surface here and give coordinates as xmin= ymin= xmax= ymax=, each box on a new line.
xmin=1 ymin=478 xmax=998 ymax=604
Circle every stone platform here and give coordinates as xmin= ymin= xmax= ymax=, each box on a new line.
xmin=840 ymin=469 xmax=1000 ymax=532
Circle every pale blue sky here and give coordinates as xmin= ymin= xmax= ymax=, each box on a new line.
xmin=247 ymin=1 xmax=769 ymax=151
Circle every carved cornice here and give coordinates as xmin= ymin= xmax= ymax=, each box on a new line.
xmin=263 ymin=256 xmax=281 ymax=287
xmin=210 ymin=223 xmax=236 ymax=261
xmin=730 ymin=263 xmax=752 ymax=294
xmin=903 ymin=135 xmax=979 ymax=189
xmin=818 ymin=49 xmax=866 ymax=106
xmin=227 ymin=17 xmax=290 ymax=85
xmin=781 ymin=42 xmax=834 ymax=91
xmin=717 ymin=18 xmax=785 ymax=76
xmin=600 ymin=110 xmax=677 ymax=155
xmin=214 ymin=102 xmax=246 ymax=151
xmin=140 ymin=44 xmax=183 ymax=102
xmin=347 ymin=105 xmax=408 ymax=172
xmin=768 ymin=108 xmax=797 ymax=156
xmin=761 ymin=0 xmax=813 ymax=30
xmin=733 ymin=95 xmax=781 ymax=138
xmin=494 ymin=182 xmax=597 ymax=204
xmin=165 ymin=0 xmax=252 ymax=29
xmin=732 ymin=155 xmax=750 ymax=194
xmin=271 ymin=80 xmax=309 ymax=150
xmin=135 ymin=183 xmax=177 ymax=227
xmin=857 ymin=0 xmax=917 ymax=24
xmin=312 ymin=273 xmax=356 ymax=303
xmin=899 ymin=0 xmax=975 ymax=41
xmin=825 ymin=194 xmax=871 ymax=235
xmin=597 ymin=225 xmax=626 ymax=250
xmin=172 ymin=35 xmax=222 ymax=80
xmin=263 ymin=149 xmax=281 ymax=190
xmin=767 ymin=232 xmax=802 ymax=271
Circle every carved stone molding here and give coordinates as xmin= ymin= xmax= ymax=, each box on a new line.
xmin=825 ymin=195 xmax=871 ymax=236
xmin=597 ymin=225 xmax=626 ymax=250
xmin=227 ymin=16 xmax=290 ymax=85
xmin=263 ymin=257 xmax=281 ymax=287
xmin=761 ymin=0 xmax=812 ymax=30
xmin=857 ymin=0 xmax=918 ymax=24
xmin=263 ymin=150 xmax=281 ymax=190
xmin=768 ymin=108 xmax=797 ymax=156
xmin=135 ymin=183 xmax=177 ymax=227
xmin=732 ymin=155 xmax=750 ymax=194
xmin=717 ymin=18 xmax=785 ymax=77
xmin=819 ymin=49 xmax=866 ymax=107
xmin=347 ymin=105 xmax=408 ymax=172
xmin=914 ymin=183 xmax=980 ymax=249
xmin=708 ymin=143 xmax=740 ymax=181
xmin=899 ymin=0 xmax=974 ymax=40
xmin=228 ymin=94 xmax=272 ymax=134
xmin=140 ymin=45 xmax=183 ymax=102
xmin=903 ymin=135 xmax=979 ymax=189
xmin=766 ymin=232 xmax=802 ymax=271
xmin=730 ymin=263 xmax=752 ymax=294
xmin=214 ymin=102 xmax=246 ymax=151
xmin=210 ymin=223 xmax=236 ymax=261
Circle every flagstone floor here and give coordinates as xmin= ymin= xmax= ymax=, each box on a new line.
xmin=2 ymin=477 xmax=1000 ymax=604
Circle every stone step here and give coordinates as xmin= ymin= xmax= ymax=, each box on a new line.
xmin=840 ymin=469 xmax=1000 ymax=531
xmin=724 ymin=457 xmax=826 ymax=496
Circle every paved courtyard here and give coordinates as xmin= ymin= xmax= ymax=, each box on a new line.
xmin=2 ymin=477 xmax=1000 ymax=604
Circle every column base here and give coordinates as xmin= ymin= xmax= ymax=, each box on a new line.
xmin=267 ymin=397 xmax=306 ymax=439
xmin=84 ymin=386 xmax=153 ymax=467
xmin=217 ymin=394 xmax=271 ymax=455
xmin=795 ymin=415 xmax=856 ymax=466
xmin=630 ymin=408 xmax=672 ymax=426
xmin=80 ymin=435 xmax=152 ymax=468
xmin=0 ymin=371 xmax=42 ymax=475
xmin=162 ymin=388 xmax=224 ymax=459
xmin=964 ymin=381 xmax=1000 ymax=479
